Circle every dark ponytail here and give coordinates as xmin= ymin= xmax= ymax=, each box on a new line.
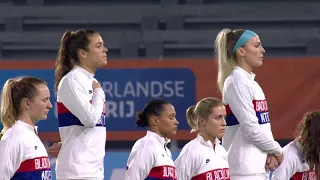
xmin=136 ymin=112 xmax=148 ymax=127
xmin=55 ymin=31 xmax=75 ymax=91
xmin=295 ymin=110 xmax=320 ymax=177
xmin=54 ymin=29 xmax=97 ymax=92
xmin=135 ymin=99 xmax=171 ymax=128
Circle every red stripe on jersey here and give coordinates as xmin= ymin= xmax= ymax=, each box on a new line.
xmin=16 ymin=157 xmax=51 ymax=172
xmin=148 ymin=165 xmax=176 ymax=179
xmin=291 ymin=171 xmax=316 ymax=180
xmin=191 ymin=168 xmax=230 ymax=180
xmin=57 ymin=102 xmax=106 ymax=115
xmin=225 ymin=105 xmax=232 ymax=115
xmin=57 ymin=102 xmax=70 ymax=114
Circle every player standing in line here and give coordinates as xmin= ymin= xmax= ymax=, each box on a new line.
xmin=54 ymin=29 xmax=108 ymax=180
xmin=272 ymin=110 xmax=320 ymax=180
xmin=215 ymin=28 xmax=283 ymax=180
xmin=174 ymin=97 xmax=229 ymax=180
xmin=124 ymin=99 xmax=179 ymax=180
xmin=0 ymin=76 xmax=53 ymax=180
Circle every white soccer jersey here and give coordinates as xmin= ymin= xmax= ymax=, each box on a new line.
xmin=55 ymin=65 xmax=106 ymax=179
xmin=272 ymin=141 xmax=316 ymax=180
xmin=0 ymin=120 xmax=51 ymax=180
xmin=222 ymin=66 xmax=282 ymax=176
xmin=125 ymin=131 xmax=177 ymax=180
xmin=175 ymin=134 xmax=230 ymax=180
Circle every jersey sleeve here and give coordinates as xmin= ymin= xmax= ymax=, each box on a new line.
xmin=58 ymin=76 xmax=105 ymax=128
xmin=174 ymin=148 xmax=198 ymax=180
xmin=225 ymin=77 xmax=282 ymax=156
xmin=124 ymin=143 xmax=155 ymax=180
xmin=271 ymin=151 xmax=298 ymax=180
xmin=0 ymin=135 xmax=24 ymax=179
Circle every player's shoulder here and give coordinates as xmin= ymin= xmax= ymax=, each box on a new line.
xmin=132 ymin=136 xmax=157 ymax=152
xmin=0 ymin=127 xmax=26 ymax=150
xmin=175 ymin=138 xmax=205 ymax=167
xmin=60 ymin=70 xmax=81 ymax=84
xmin=275 ymin=141 xmax=304 ymax=169
xmin=58 ymin=72 xmax=89 ymax=94
xmin=180 ymin=138 xmax=204 ymax=157
xmin=283 ymin=141 xmax=299 ymax=154
xmin=225 ymin=69 xmax=254 ymax=92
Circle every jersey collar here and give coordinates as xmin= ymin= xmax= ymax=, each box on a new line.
xmin=15 ymin=120 xmax=35 ymax=132
xmin=74 ymin=65 xmax=95 ymax=79
xmin=146 ymin=130 xmax=171 ymax=146
xmin=196 ymin=133 xmax=220 ymax=148
xmin=234 ymin=66 xmax=256 ymax=81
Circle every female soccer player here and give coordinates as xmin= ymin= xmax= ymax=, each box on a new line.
xmin=215 ymin=28 xmax=283 ymax=180
xmin=124 ymin=99 xmax=179 ymax=180
xmin=0 ymin=76 xmax=53 ymax=180
xmin=272 ymin=110 xmax=320 ymax=180
xmin=174 ymin=97 xmax=229 ymax=180
xmin=54 ymin=29 xmax=108 ymax=180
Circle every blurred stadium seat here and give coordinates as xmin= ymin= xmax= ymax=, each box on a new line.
xmin=0 ymin=1 xmax=319 ymax=59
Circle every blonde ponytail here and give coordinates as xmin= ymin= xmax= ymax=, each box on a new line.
xmin=0 ymin=79 xmax=17 ymax=139
xmin=186 ymin=106 xmax=198 ymax=133
xmin=215 ymin=28 xmax=237 ymax=93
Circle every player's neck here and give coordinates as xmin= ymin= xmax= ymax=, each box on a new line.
xmin=237 ymin=62 xmax=253 ymax=74
xmin=79 ymin=64 xmax=96 ymax=74
xmin=149 ymin=127 xmax=167 ymax=139
xmin=17 ymin=113 xmax=35 ymax=127
xmin=199 ymin=132 xmax=216 ymax=149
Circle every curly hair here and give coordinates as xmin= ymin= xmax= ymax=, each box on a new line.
xmin=295 ymin=110 xmax=320 ymax=176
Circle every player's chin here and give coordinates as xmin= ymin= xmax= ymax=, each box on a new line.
xmin=100 ymin=59 xmax=108 ymax=67
xmin=41 ymin=114 xmax=48 ymax=120
xmin=96 ymin=60 xmax=107 ymax=68
xmin=170 ymin=129 xmax=177 ymax=135
xmin=254 ymin=60 xmax=263 ymax=67
xmin=217 ymin=133 xmax=225 ymax=139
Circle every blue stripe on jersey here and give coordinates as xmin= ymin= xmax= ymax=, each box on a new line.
xmin=58 ymin=113 xmax=106 ymax=127
xmin=12 ymin=170 xmax=52 ymax=180
xmin=226 ymin=111 xmax=270 ymax=126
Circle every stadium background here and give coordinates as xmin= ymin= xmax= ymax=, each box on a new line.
xmin=0 ymin=0 xmax=320 ymax=179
